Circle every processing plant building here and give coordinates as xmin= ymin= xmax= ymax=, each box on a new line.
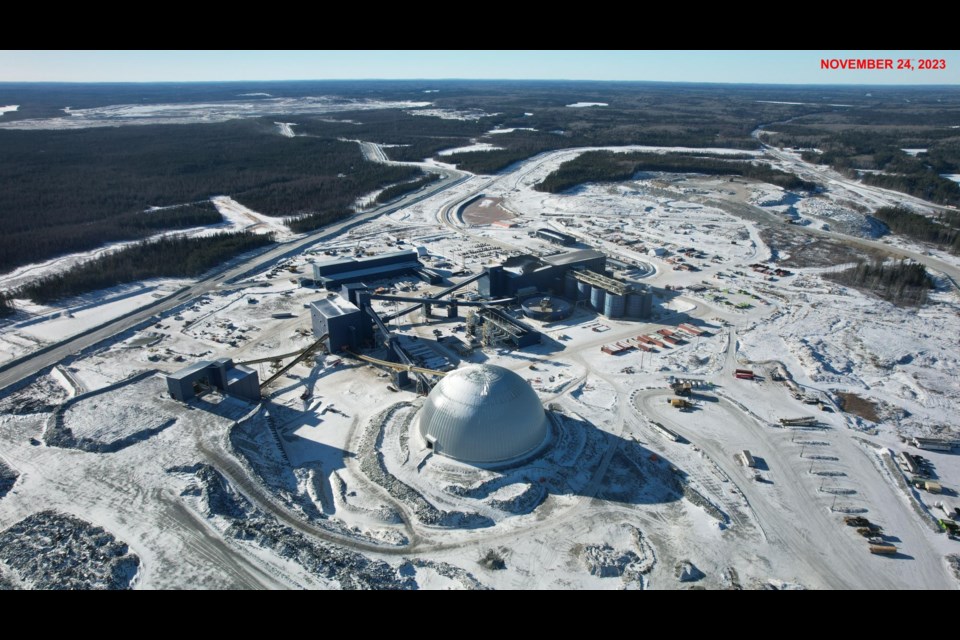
xmin=166 ymin=358 xmax=260 ymax=403
xmin=309 ymin=293 xmax=373 ymax=353
xmin=312 ymin=250 xmax=441 ymax=288
xmin=480 ymin=249 xmax=651 ymax=320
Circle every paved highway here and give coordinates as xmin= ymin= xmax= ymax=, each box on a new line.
xmin=0 ymin=167 xmax=468 ymax=394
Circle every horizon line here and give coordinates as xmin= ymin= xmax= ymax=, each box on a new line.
xmin=0 ymin=78 xmax=958 ymax=88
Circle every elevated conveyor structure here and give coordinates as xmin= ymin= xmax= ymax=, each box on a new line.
xmin=343 ymin=350 xmax=448 ymax=377
xmin=380 ymin=270 xmax=489 ymax=322
xmin=259 ymin=334 xmax=328 ymax=390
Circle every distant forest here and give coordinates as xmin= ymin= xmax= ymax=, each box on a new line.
xmin=823 ymin=259 xmax=932 ymax=306
xmin=5 ymin=81 xmax=959 ymax=299
xmin=290 ymin=85 xmax=810 ymax=175
xmin=535 ymin=151 xmax=815 ymax=193
xmin=765 ymin=105 xmax=960 ymax=207
xmin=16 ymin=232 xmax=274 ymax=304
xmin=871 ymin=206 xmax=960 ymax=254
xmin=0 ymin=119 xmax=422 ymax=273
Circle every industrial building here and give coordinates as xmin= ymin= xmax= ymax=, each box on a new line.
xmin=521 ymin=295 xmax=574 ymax=321
xmin=480 ymin=249 xmax=651 ymax=320
xmin=479 ymin=250 xmax=605 ymax=298
xmin=310 ymin=291 xmax=373 ymax=353
xmin=166 ymin=358 xmax=260 ymax=403
xmin=467 ymin=306 xmax=541 ymax=348
xmin=417 ymin=364 xmax=549 ymax=465
xmin=565 ymin=268 xmax=651 ymax=319
xmin=535 ymin=227 xmax=577 ymax=246
xmin=311 ymin=250 xmax=441 ymax=288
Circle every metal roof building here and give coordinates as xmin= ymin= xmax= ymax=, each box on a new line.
xmin=166 ymin=358 xmax=260 ymax=402
xmin=417 ymin=364 xmax=549 ymax=466
xmin=311 ymin=250 xmax=440 ymax=288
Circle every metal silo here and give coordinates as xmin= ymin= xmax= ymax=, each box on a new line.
xmin=604 ymin=292 xmax=625 ymax=318
xmin=590 ymin=286 xmax=606 ymax=311
xmin=577 ymin=280 xmax=591 ymax=301
xmin=626 ymin=293 xmax=645 ymax=318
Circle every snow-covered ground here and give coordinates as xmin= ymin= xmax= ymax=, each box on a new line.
xmin=406 ymin=108 xmax=499 ymax=121
xmin=2 ymin=140 xmax=960 ymax=590
xmin=275 ymin=122 xmax=297 ymax=138
xmin=437 ymin=142 xmax=502 ymax=156
xmin=486 ymin=127 xmax=537 ymax=134
xmin=210 ymin=196 xmax=295 ymax=240
xmin=0 ymin=98 xmax=432 ymax=130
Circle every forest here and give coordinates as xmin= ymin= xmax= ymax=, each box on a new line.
xmin=764 ymin=103 xmax=960 ymax=206
xmin=4 ymin=81 xmax=959 ymax=301
xmin=15 ymin=231 xmax=274 ymax=304
xmin=0 ymin=120 xmax=422 ymax=273
xmin=285 ymin=209 xmax=352 ymax=234
xmin=375 ymin=173 xmax=440 ymax=204
xmin=0 ymin=202 xmax=222 ymax=274
xmin=535 ymin=151 xmax=815 ymax=193
xmin=291 ymin=83 xmax=837 ymax=174
xmin=861 ymin=172 xmax=960 ymax=207
xmin=871 ymin=207 xmax=960 ymax=254
xmin=823 ymin=259 xmax=932 ymax=306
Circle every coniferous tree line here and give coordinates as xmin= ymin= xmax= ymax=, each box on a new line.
xmin=535 ymin=151 xmax=814 ymax=193
xmin=860 ymin=172 xmax=960 ymax=207
xmin=771 ymin=123 xmax=960 ymax=207
xmin=0 ymin=203 xmax=223 ymax=274
xmin=0 ymin=294 xmax=13 ymax=318
xmin=0 ymin=121 xmax=420 ymax=273
xmin=15 ymin=232 xmax=274 ymax=304
xmin=285 ymin=209 xmax=353 ymax=234
xmin=823 ymin=259 xmax=932 ymax=306
xmin=871 ymin=207 xmax=960 ymax=254
xmin=375 ymin=173 xmax=440 ymax=204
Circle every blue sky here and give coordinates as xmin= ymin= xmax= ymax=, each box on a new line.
xmin=1 ymin=50 xmax=957 ymax=84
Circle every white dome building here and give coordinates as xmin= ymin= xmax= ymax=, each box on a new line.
xmin=418 ymin=364 xmax=549 ymax=466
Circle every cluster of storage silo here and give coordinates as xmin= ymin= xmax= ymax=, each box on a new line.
xmin=564 ymin=272 xmax=651 ymax=319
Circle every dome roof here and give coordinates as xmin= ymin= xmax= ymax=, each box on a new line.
xmin=418 ymin=364 xmax=549 ymax=465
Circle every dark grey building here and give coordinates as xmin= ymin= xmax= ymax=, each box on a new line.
xmin=536 ymin=228 xmax=577 ymax=246
xmin=310 ymin=296 xmax=371 ymax=352
xmin=478 ymin=249 xmax=606 ymax=297
xmin=311 ymin=250 xmax=440 ymax=288
xmin=479 ymin=248 xmax=651 ymax=319
xmin=166 ymin=358 xmax=260 ymax=402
